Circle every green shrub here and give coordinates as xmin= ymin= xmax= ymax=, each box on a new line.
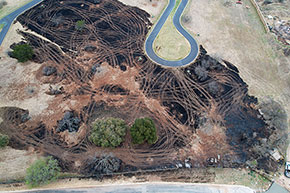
xmin=130 ymin=117 xmax=157 ymax=145
xmin=0 ymin=133 xmax=9 ymax=148
xmin=89 ymin=117 xmax=127 ymax=147
xmin=11 ymin=44 xmax=34 ymax=63
xmin=25 ymin=156 xmax=60 ymax=188
xmin=75 ymin=20 xmax=85 ymax=30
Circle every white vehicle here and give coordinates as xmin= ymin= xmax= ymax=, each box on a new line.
xmin=285 ymin=161 xmax=290 ymax=178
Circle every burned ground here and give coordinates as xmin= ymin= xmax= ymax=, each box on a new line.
xmin=0 ymin=0 xmax=287 ymax=176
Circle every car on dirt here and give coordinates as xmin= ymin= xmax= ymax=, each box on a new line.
xmin=285 ymin=161 xmax=290 ymax=178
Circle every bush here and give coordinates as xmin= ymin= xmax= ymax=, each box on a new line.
xmin=130 ymin=117 xmax=158 ymax=145
xmin=0 ymin=133 xmax=9 ymax=148
xmin=75 ymin=20 xmax=85 ymax=30
xmin=11 ymin=44 xmax=34 ymax=63
xmin=25 ymin=156 xmax=60 ymax=188
xmin=89 ymin=117 xmax=127 ymax=147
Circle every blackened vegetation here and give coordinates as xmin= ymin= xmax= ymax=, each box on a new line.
xmin=0 ymin=107 xmax=30 ymax=125
xmin=56 ymin=111 xmax=81 ymax=132
xmin=83 ymin=155 xmax=122 ymax=175
xmin=17 ymin=0 xmax=151 ymax=69
xmin=101 ymin=84 xmax=130 ymax=95
xmin=138 ymin=46 xmax=286 ymax=172
xmin=222 ymin=60 xmax=239 ymax=73
xmin=42 ymin=66 xmax=57 ymax=76
xmin=224 ymin=108 xmax=268 ymax=165
xmin=0 ymin=107 xmax=47 ymax=150
xmin=2 ymin=0 xmax=285 ymax=176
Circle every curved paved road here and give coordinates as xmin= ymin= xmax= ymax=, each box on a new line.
xmin=145 ymin=0 xmax=199 ymax=67
xmin=0 ymin=0 xmax=43 ymax=46
xmin=7 ymin=183 xmax=255 ymax=193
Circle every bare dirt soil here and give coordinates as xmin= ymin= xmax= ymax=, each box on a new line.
xmin=0 ymin=55 xmax=54 ymax=117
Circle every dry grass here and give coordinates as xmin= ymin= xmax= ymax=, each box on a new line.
xmin=0 ymin=22 xmax=54 ymax=117
xmin=0 ymin=147 xmax=39 ymax=182
xmin=212 ymin=168 xmax=271 ymax=191
xmin=183 ymin=0 xmax=290 ymax=189
xmin=183 ymin=0 xmax=290 ymax=126
xmin=153 ymin=18 xmax=190 ymax=60
xmin=118 ymin=0 xmax=166 ymax=23
xmin=0 ymin=0 xmax=33 ymax=19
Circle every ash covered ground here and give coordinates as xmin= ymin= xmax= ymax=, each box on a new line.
xmin=0 ymin=0 xmax=288 ymax=177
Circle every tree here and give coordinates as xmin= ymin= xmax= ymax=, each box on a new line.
xmin=75 ymin=20 xmax=85 ymax=30
xmin=130 ymin=117 xmax=158 ymax=145
xmin=89 ymin=117 xmax=127 ymax=148
xmin=11 ymin=44 xmax=34 ymax=63
xmin=0 ymin=133 xmax=9 ymax=148
xmin=25 ymin=156 xmax=60 ymax=188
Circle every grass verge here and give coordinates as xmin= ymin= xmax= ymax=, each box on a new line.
xmin=0 ymin=23 xmax=4 ymax=32
xmin=211 ymin=168 xmax=271 ymax=190
xmin=0 ymin=0 xmax=33 ymax=20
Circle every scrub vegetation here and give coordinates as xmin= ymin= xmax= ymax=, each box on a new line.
xmin=25 ymin=156 xmax=60 ymax=188
xmin=0 ymin=133 xmax=9 ymax=148
xmin=75 ymin=20 xmax=85 ymax=30
xmin=89 ymin=118 xmax=127 ymax=148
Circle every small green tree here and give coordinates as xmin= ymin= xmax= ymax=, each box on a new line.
xmin=0 ymin=133 xmax=9 ymax=148
xmin=89 ymin=117 xmax=127 ymax=147
xmin=130 ymin=117 xmax=158 ymax=145
xmin=11 ymin=44 xmax=34 ymax=63
xmin=75 ymin=20 xmax=85 ymax=30
xmin=25 ymin=156 xmax=60 ymax=188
